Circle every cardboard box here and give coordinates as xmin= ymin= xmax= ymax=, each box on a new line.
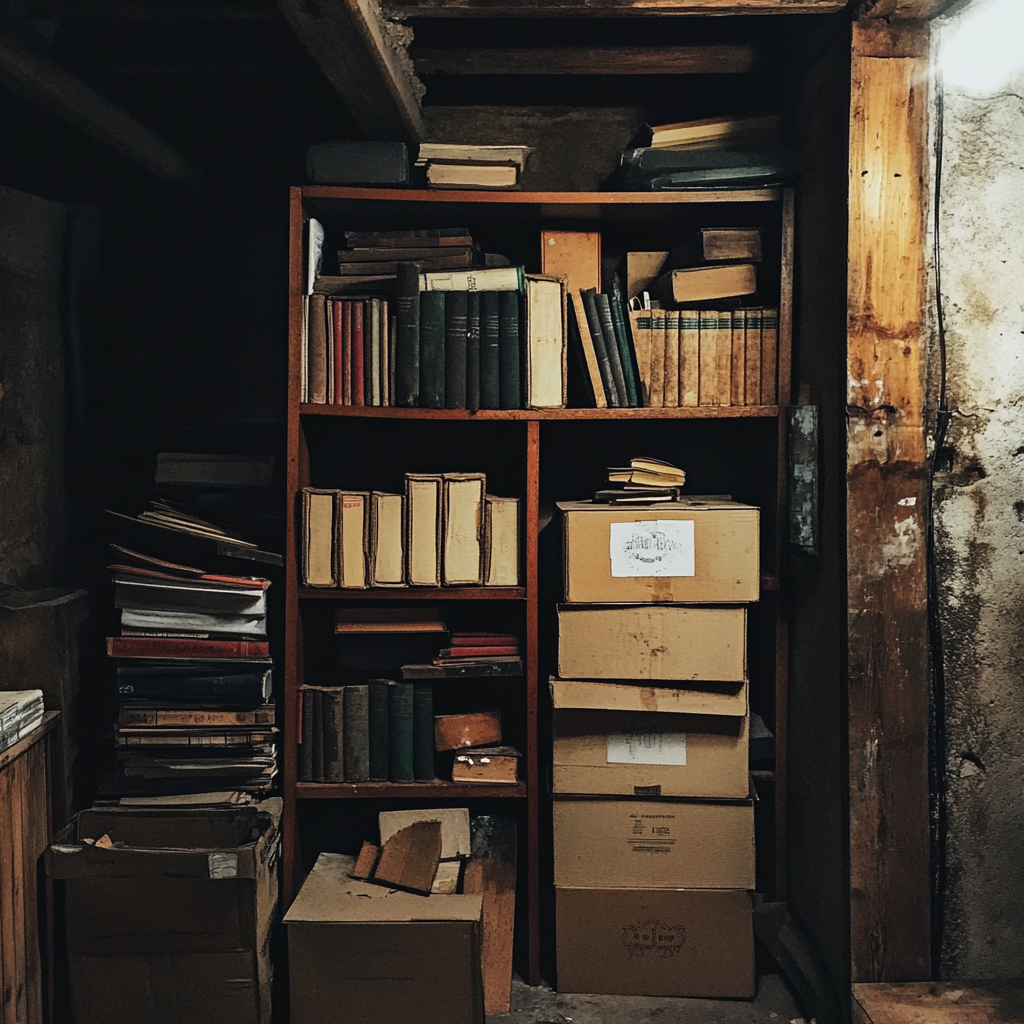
xmin=46 ymin=801 xmax=280 ymax=1024
xmin=557 ymin=605 xmax=746 ymax=682
xmin=553 ymin=798 xmax=754 ymax=889
xmin=550 ymin=677 xmax=746 ymax=718
xmin=552 ymin=708 xmax=749 ymax=798
xmin=558 ymin=500 xmax=759 ymax=604
xmin=555 ymin=886 xmax=754 ymax=998
xmin=285 ymin=853 xmax=484 ymax=1024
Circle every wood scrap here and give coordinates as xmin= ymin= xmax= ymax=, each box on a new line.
xmin=434 ymin=711 xmax=501 ymax=751
xmin=431 ymin=859 xmax=462 ymax=895
xmin=379 ymin=807 xmax=470 ymax=859
xmin=349 ymin=841 xmax=380 ymax=880
xmin=372 ymin=820 xmax=442 ymax=895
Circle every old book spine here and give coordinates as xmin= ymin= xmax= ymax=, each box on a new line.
xmin=299 ymin=688 xmax=313 ymax=782
xmin=663 ymin=310 xmax=680 ymax=408
xmin=595 ymin=292 xmax=629 ymax=406
xmin=466 ymin=291 xmax=481 ymax=413
xmin=380 ymin=299 xmax=390 ymax=406
xmin=323 ymin=688 xmax=345 ymax=783
xmin=699 ymin=310 xmax=719 ymax=406
xmin=388 ymin=680 xmax=415 ymax=782
xmin=679 ymin=310 xmax=700 ymax=407
xmin=717 ymin=311 xmax=733 ymax=407
xmin=731 ymin=309 xmax=747 ymax=405
xmin=368 ymin=297 xmax=380 ymax=407
xmin=761 ymin=307 xmax=778 ymax=405
xmin=343 ymin=684 xmax=370 ymax=782
xmin=413 ymin=683 xmax=435 ymax=781
xmin=106 ymin=636 xmax=270 ymax=659
xmin=332 ymin=299 xmax=344 ymax=406
xmin=444 ymin=290 xmax=468 ymax=410
xmin=627 ymin=309 xmax=650 ymax=406
xmin=608 ymin=288 xmax=639 ymax=407
xmin=368 ymin=678 xmax=390 ymax=782
xmin=498 ymin=290 xmax=521 ymax=409
xmin=309 ymin=293 xmax=328 ymax=404
xmin=581 ymin=288 xmax=619 ymax=407
xmin=340 ymin=300 xmax=352 ymax=405
xmin=352 ymin=300 xmax=365 ymax=406
xmin=311 ymin=688 xmax=324 ymax=783
xmin=648 ymin=307 xmax=665 ymax=408
xmin=419 ymin=290 xmax=446 ymax=409
xmin=396 ymin=262 xmax=421 ymax=407
xmin=480 ymin=292 xmax=501 ymax=409
xmin=744 ymin=307 xmax=763 ymax=406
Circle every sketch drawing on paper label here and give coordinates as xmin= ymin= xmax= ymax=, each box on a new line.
xmin=609 ymin=520 xmax=695 ymax=578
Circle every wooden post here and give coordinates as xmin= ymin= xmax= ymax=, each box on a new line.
xmin=847 ymin=17 xmax=932 ymax=982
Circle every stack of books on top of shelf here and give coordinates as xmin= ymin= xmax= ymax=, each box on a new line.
xmin=0 ymin=690 xmax=44 ymax=754
xmin=593 ymin=457 xmax=687 ymax=505
xmin=416 ymin=143 xmax=532 ymax=191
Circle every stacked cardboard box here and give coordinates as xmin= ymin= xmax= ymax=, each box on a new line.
xmin=551 ymin=499 xmax=759 ymax=999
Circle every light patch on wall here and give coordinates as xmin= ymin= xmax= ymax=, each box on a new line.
xmin=940 ymin=0 xmax=1024 ymax=96
xmin=881 ymin=516 xmax=922 ymax=571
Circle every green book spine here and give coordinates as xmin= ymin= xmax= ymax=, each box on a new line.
xmin=444 ymin=291 xmax=468 ymax=410
xmin=498 ymin=289 xmax=521 ymax=409
xmin=311 ymin=688 xmax=324 ymax=783
xmin=299 ymin=688 xmax=313 ymax=782
xmin=396 ymin=263 xmax=420 ymax=407
xmin=323 ymin=688 xmax=345 ymax=783
xmin=480 ymin=292 xmax=500 ymax=409
xmin=413 ymin=683 xmax=435 ymax=781
xmin=466 ymin=291 xmax=481 ymax=414
xmin=419 ymin=290 xmax=445 ymax=409
xmin=582 ymin=288 xmax=620 ymax=407
xmin=607 ymin=279 xmax=639 ymax=407
xmin=368 ymin=678 xmax=390 ymax=782
xmin=342 ymin=684 xmax=370 ymax=782
xmin=595 ymin=292 xmax=629 ymax=407
xmin=387 ymin=680 xmax=414 ymax=782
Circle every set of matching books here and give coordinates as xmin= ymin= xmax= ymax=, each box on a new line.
xmin=301 ymin=474 xmax=519 ymax=589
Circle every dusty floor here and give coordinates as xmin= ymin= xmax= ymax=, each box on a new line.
xmin=488 ymin=974 xmax=804 ymax=1024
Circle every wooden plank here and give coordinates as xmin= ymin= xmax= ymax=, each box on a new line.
xmin=0 ymin=715 xmax=59 ymax=776
xmin=0 ymin=747 xmax=11 ymax=1023
xmin=349 ymin=841 xmax=381 ymax=880
xmin=20 ymin=743 xmax=44 ymax=1024
xmin=414 ymin=45 xmax=756 ymax=75
xmin=847 ymin=19 xmax=931 ymax=983
xmin=299 ymin=405 xmax=780 ymax=421
xmin=853 ymin=982 xmax=1024 ymax=1024
xmin=393 ymin=0 xmax=846 ymax=15
xmin=276 ymin=0 xmax=425 ymax=142
xmin=862 ymin=0 xmax=964 ymax=20
xmin=525 ymin=418 xmax=541 ymax=985
xmin=372 ymin=821 xmax=442 ymax=895
xmin=295 ymin=781 xmax=527 ymax=798
xmin=302 ymin=185 xmax=783 ymax=205
xmin=28 ymin=0 xmax=275 ymax=16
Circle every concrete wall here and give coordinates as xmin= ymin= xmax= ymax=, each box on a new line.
xmin=933 ymin=14 xmax=1024 ymax=978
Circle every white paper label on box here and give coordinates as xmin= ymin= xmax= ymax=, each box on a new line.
xmin=607 ymin=733 xmax=687 ymax=766
xmin=609 ymin=520 xmax=695 ymax=577
xmin=208 ymin=852 xmax=238 ymax=879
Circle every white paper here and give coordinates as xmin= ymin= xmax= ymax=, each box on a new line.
xmin=208 ymin=852 xmax=238 ymax=879
xmin=306 ymin=218 xmax=324 ymax=296
xmin=609 ymin=519 xmax=695 ymax=577
xmin=607 ymin=733 xmax=687 ymax=766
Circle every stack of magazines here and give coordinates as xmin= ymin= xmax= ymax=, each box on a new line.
xmin=0 ymin=690 xmax=44 ymax=755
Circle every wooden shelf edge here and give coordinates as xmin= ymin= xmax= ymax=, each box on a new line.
xmin=301 ymin=186 xmax=783 ymax=205
xmin=0 ymin=711 xmax=60 ymax=773
xmin=299 ymin=586 xmax=525 ymax=600
xmin=300 ymin=404 xmax=780 ymax=420
xmin=296 ymin=781 xmax=527 ymax=799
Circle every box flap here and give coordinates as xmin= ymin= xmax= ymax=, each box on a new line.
xmin=557 ymin=499 xmax=757 ymax=513
xmin=550 ymin=677 xmax=747 ymax=717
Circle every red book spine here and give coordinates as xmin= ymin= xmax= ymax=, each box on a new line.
xmin=440 ymin=646 xmax=519 ymax=658
xmin=342 ymin=300 xmax=353 ymax=405
xmin=450 ymin=635 xmax=518 ymax=647
xmin=352 ymin=300 xmax=365 ymax=406
xmin=331 ymin=299 xmax=344 ymax=406
xmin=107 ymin=637 xmax=270 ymax=659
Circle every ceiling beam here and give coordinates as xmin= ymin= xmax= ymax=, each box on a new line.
xmin=276 ymin=0 xmax=424 ymax=143
xmin=860 ymin=0 xmax=966 ymax=18
xmin=389 ymin=0 xmax=846 ymax=17
xmin=0 ymin=24 xmax=203 ymax=188
xmin=26 ymin=0 xmax=275 ymax=17
xmin=414 ymin=45 xmax=756 ymax=75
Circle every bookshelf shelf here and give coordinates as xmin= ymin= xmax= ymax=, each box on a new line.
xmin=299 ymin=586 xmax=526 ymax=600
xmin=296 ymin=780 xmax=527 ymax=799
xmin=300 ymin=404 xmax=780 ymax=420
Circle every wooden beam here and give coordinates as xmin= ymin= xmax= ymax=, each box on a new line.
xmin=0 ymin=25 xmax=203 ymax=189
xmin=414 ymin=45 xmax=756 ymax=75
xmin=847 ymin=17 xmax=932 ymax=983
xmin=276 ymin=0 xmax=424 ymax=143
xmin=26 ymin=0 xmax=275 ymax=17
xmin=860 ymin=0 xmax=966 ymax=19
xmin=392 ymin=0 xmax=846 ymax=17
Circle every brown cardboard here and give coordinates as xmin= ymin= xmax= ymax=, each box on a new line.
xmin=552 ymin=708 xmax=749 ymax=798
xmin=285 ymin=853 xmax=484 ymax=1024
xmin=550 ymin=677 xmax=746 ymax=718
xmin=555 ymin=886 xmax=755 ymax=998
xmin=47 ymin=800 xmax=280 ymax=1024
xmin=558 ymin=500 xmax=759 ymax=604
xmin=552 ymin=798 xmax=754 ymax=888
xmin=557 ymin=605 xmax=747 ymax=682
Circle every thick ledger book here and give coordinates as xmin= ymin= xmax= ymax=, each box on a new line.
xmin=107 ymin=636 xmax=270 ymax=659
xmin=405 ymin=473 xmax=442 ymax=587
xmin=580 ymin=289 xmax=618 ymax=407
xmin=345 ymin=226 xmax=472 ymax=246
xmin=302 ymin=488 xmax=337 ymax=587
xmin=308 ymin=293 xmax=328 ymax=404
xmin=663 ymin=310 xmax=680 ymax=408
xmin=744 ymin=307 xmax=763 ymax=406
xmin=117 ymin=663 xmax=272 ymax=702
xmin=351 ymin=301 xmax=365 ymax=406
xmin=731 ymin=309 xmax=747 ymax=405
xmin=444 ymin=290 xmax=468 ymax=410
xmin=322 ymin=687 xmax=345 ymax=783
xmin=343 ymin=684 xmax=370 ymax=781
xmin=466 ymin=291 xmax=481 ymax=413
xmin=523 ymin=275 xmax=566 ymax=409
xmin=367 ymin=297 xmax=380 ymax=406
xmin=369 ymin=492 xmax=406 ymax=587
xmin=119 ymin=608 xmax=266 ymax=635
xmin=368 ymin=678 xmax=390 ymax=781
xmin=656 ymin=263 xmax=757 ymax=304
xmin=341 ymin=300 xmax=351 ymax=404
xmin=395 ymin=263 xmax=421 ymax=407
xmin=480 ymin=292 xmax=501 ymax=409
xmin=334 ymin=606 xmax=447 ymax=633
xmin=452 ymin=746 xmax=520 ymax=785
xmin=703 ymin=226 xmax=762 ymax=262
xmin=498 ymin=290 xmax=521 ymax=410
xmin=442 ymin=473 xmax=485 ymax=586
xmin=761 ymin=307 xmax=778 ymax=405
xmin=114 ymin=577 xmax=267 ymax=616
xmin=484 ymin=496 xmax=520 ymax=587
xmin=299 ymin=689 xmax=314 ymax=781
xmin=419 ymin=290 xmax=446 ymax=409
xmin=119 ymin=705 xmax=276 ymax=727
xmin=648 ymin=307 xmax=665 ymax=409
xmin=606 ymin=280 xmax=639 ymax=407
xmin=338 ymin=491 xmax=369 ymax=588
xmin=569 ymin=293 xmax=606 ymax=408
xmin=594 ymin=292 xmax=629 ymax=407
xmin=699 ymin=310 xmax=719 ymax=406
xmin=679 ymin=310 xmax=700 ymax=407
xmin=310 ymin=688 xmax=324 ymax=782
xmin=717 ymin=311 xmax=734 ymax=406
xmin=412 ymin=683 xmax=435 ymax=781
xmin=421 ymin=266 xmax=522 ymax=292
xmin=402 ymin=659 xmax=522 ymax=679
xmin=387 ymin=680 xmax=414 ymax=782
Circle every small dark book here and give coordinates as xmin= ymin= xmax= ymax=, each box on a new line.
xmin=413 ymin=683 xmax=435 ymax=781
xmin=444 ymin=291 xmax=468 ymax=410
xmin=582 ymin=288 xmax=621 ymax=407
xmin=388 ymin=680 xmax=415 ymax=782
xmin=466 ymin=291 xmax=481 ymax=413
xmin=480 ymin=292 xmax=501 ymax=409
xmin=322 ymin=688 xmax=345 ymax=783
xmin=299 ymin=687 xmax=314 ymax=782
xmin=498 ymin=290 xmax=521 ymax=409
xmin=419 ymin=291 xmax=446 ymax=409
xmin=595 ymin=292 xmax=630 ymax=407
xmin=343 ymin=684 xmax=370 ymax=782
xmin=396 ymin=263 xmax=421 ymax=407
xmin=311 ymin=688 xmax=324 ymax=783
xmin=607 ymin=273 xmax=640 ymax=407
xmin=368 ymin=678 xmax=390 ymax=782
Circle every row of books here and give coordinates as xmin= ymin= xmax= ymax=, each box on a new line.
xmin=302 ymin=474 xmax=519 ymax=589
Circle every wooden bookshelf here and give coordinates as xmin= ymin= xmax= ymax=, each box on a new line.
xmin=285 ymin=185 xmax=794 ymax=986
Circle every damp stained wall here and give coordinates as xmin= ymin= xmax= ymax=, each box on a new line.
xmin=932 ymin=17 xmax=1024 ymax=978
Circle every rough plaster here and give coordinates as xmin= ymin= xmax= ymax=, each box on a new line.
xmin=932 ymin=32 xmax=1024 ymax=976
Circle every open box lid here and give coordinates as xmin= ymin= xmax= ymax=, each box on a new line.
xmin=550 ymin=677 xmax=747 ymax=718
xmin=557 ymin=498 xmax=758 ymax=513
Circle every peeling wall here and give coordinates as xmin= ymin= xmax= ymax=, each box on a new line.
xmin=932 ymin=18 xmax=1024 ymax=977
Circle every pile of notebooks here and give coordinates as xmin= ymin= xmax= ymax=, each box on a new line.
xmin=0 ymin=690 xmax=44 ymax=754
xmin=301 ymin=473 xmax=519 ymax=590
xmin=594 ymin=456 xmax=687 ymax=505
xmin=416 ymin=143 xmax=532 ymax=191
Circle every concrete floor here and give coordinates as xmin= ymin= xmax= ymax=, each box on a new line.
xmin=489 ymin=974 xmax=805 ymax=1024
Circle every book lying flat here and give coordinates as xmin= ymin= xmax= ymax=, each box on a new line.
xmin=452 ymin=746 xmax=520 ymax=785
xmin=119 ymin=609 xmax=266 ymax=636
xmin=119 ymin=705 xmax=276 ymax=727
xmin=113 ymin=578 xmax=268 ymax=616
xmin=117 ymin=666 xmax=273 ymax=702
xmin=334 ymin=607 xmax=447 ymax=634
xmin=116 ymin=728 xmax=277 ymax=748
xmin=402 ymin=659 xmax=522 ymax=679
xmin=107 ymin=636 xmax=270 ymax=660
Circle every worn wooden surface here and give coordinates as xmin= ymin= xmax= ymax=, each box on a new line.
xmin=854 ymin=982 xmax=1024 ymax=1024
xmin=860 ymin=0 xmax=963 ymax=20
xmin=373 ymin=820 xmax=442 ymax=895
xmin=847 ymin=19 xmax=932 ymax=983
xmin=394 ymin=0 xmax=846 ymax=15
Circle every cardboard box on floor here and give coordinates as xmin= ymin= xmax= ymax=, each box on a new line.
xmin=46 ymin=800 xmax=280 ymax=1024
xmin=555 ymin=886 xmax=755 ymax=998
xmin=557 ymin=604 xmax=747 ymax=682
xmin=553 ymin=798 xmax=754 ymax=889
xmin=550 ymin=676 xmax=747 ymax=718
xmin=285 ymin=852 xmax=484 ymax=1024
xmin=558 ymin=500 xmax=759 ymax=604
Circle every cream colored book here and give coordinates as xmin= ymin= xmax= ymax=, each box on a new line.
xmin=730 ymin=309 xmax=747 ymax=406
xmin=302 ymin=488 xmax=337 ymax=588
xmin=524 ymin=274 xmax=566 ymax=409
xmin=761 ymin=307 xmax=778 ymax=406
xmin=679 ymin=310 xmax=700 ymax=407
xmin=426 ymin=162 xmax=518 ymax=189
xmin=648 ymin=307 xmax=665 ymax=408
xmin=717 ymin=311 xmax=734 ymax=408
xmin=338 ymin=491 xmax=369 ymax=589
xmin=484 ymin=496 xmax=520 ymax=587
xmin=662 ymin=310 xmax=680 ymax=408
xmin=699 ymin=310 xmax=719 ymax=406
xmin=405 ymin=474 xmax=442 ymax=587
xmin=369 ymin=492 xmax=406 ymax=588
xmin=442 ymin=473 xmax=485 ymax=586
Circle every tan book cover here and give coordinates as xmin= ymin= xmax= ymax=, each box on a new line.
xmin=541 ymin=231 xmax=600 ymax=296
xmin=744 ymin=308 xmax=763 ymax=406
xmin=442 ymin=473 xmax=485 ymax=586
xmin=572 ymin=292 xmax=607 ymax=408
xmin=524 ymin=274 xmax=567 ymax=409
xmin=761 ymin=307 xmax=778 ymax=405
xmin=701 ymin=227 xmax=762 ymax=262
xmin=662 ymin=310 xmax=680 ymax=408
xmin=698 ymin=311 xmax=719 ymax=406
xmin=338 ymin=491 xmax=369 ymax=589
xmin=302 ymin=488 xmax=337 ymax=588
xmin=731 ymin=309 xmax=747 ymax=406
xmin=627 ymin=309 xmax=651 ymax=406
xmin=648 ymin=307 xmax=665 ymax=409
xmin=664 ymin=264 xmax=756 ymax=304
xmin=405 ymin=474 xmax=442 ymax=587
xmin=369 ymin=492 xmax=406 ymax=588
xmin=716 ymin=311 xmax=733 ymax=407
xmin=626 ymin=251 xmax=668 ymax=302
xmin=678 ymin=310 xmax=699 ymax=407
xmin=484 ymin=495 xmax=520 ymax=587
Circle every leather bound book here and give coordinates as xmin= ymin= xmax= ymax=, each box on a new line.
xmin=466 ymin=291 xmax=481 ymax=413
xmin=595 ymin=292 xmax=628 ymax=407
xmin=444 ymin=290 xmax=468 ymax=410
xmin=648 ymin=307 xmax=665 ymax=409
xmin=379 ymin=298 xmax=390 ymax=406
xmin=369 ymin=492 xmax=406 ymax=587
xmin=342 ymin=299 xmax=353 ymax=405
xmin=663 ymin=310 xmax=680 ymax=408
xmin=607 ymin=281 xmax=639 ymax=407
xmin=368 ymin=297 xmax=381 ymax=407
xmin=368 ymin=678 xmax=390 ymax=781
xmin=302 ymin=488 xmax=337 ymax=587
xmin=581 ymin=289 xmax=618 ymax=407
xmin=343 ymin=684 xmax=370 ymax=782
xmin=352 ymin=300 xmax=365 ymax=406
xmin=395 ymin=263 xmax=420 ymax=407
xmin=717 ymin=311 xmax=734 ymax=407
xmin=388 ymin=680 xmax=415 ymax=782
xmin=337 ymin=491 xmax=369 ymax=589
xmin=442 ymin=473 xmax=485 ymax=586
xmin=570 ymin=293 xmax=606 ymax=408
xmin=299 ymin=687 xmax=314 ymax=782
xmin=480 ymin=292 xmax=501 ymax=409
xmin=524 ymin=275 xmax=566 ymax=409
xmin=761 ymin=307 xmax=778 ymax=405
xmin=322 ymin=687 xmax=345 ymax=783
xmin=419 ymin=290 xmax=446 ymax=409
xmin=413 ymin=683 xmax=435 ymax=781
xmin=699 ymin=310 xmax=720 ymax=406
xmin=405 ymin=473 xmax=442 ymax=587
xmin=332 ymin=299 xmax=344 ymax=405
xmin=626 ymin=308 xmax=650 ymax=406
xmin=484 ymin=495 xmax=520 ymax=586
xmin=107 ymin=636 xmax=271 ymax=659
xmin=311 ymin=687 xmax=325 ymax=782
xmin=308 ymin=293 xmax=328 ymax=404
xmin=679 ymin=310 xmax=700 ymax=407
xmin=498 ymin=290 xmax=521 ymax=409
xmin=744 ymin=307 xmax=762 ymax=406
xmin=731 ymin=309 xmax=746 ymax=406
